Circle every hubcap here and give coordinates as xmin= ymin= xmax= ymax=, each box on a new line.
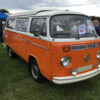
xmin=31 ymin=64 xmax=38 ymax=79
xmin=9 ymin=48 xmax=12 ymax=57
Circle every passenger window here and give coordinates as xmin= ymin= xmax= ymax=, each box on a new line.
xmin=30 ymin=18 xmax=47 ymax=36
xmin=15 ymin=18 xmax=29 ymax=32
xmin=6 ymin=18 xmax=15 ymax=29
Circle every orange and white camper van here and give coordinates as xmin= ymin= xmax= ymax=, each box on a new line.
xmin=5 ymin=9 xmax=100 ymax=84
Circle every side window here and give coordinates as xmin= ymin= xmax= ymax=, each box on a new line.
xmin=15 ymin=19 xmax=21 ymax=31
xmin=30 ymin=18 xmax=47 ymax=36
xmin=6 ymin=18 xmax=15 ymax=29
xmin=15 ymin=18 xmax=29 ymax=32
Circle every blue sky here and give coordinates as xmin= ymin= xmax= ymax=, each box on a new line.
xmin=0 ymin=0 xmax=100 ymax=16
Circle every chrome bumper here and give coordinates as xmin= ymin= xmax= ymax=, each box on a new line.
xmin=53 ymin=68 xmax=100 ymax=84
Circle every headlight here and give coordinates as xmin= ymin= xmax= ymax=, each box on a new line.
xmin=97 ymin=51 xmax=100 ymax=59
xmin=98 ymin=64 xmax=100 ymax=69
xmin=60 ymin=56 xmax=70 ymax=67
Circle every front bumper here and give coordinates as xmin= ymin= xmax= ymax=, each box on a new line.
xmin=53 ymin=68 xmax=100 ymax=84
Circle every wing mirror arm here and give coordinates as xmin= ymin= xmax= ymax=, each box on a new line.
xmin=34 ymin=29 xmax=40 ymax=37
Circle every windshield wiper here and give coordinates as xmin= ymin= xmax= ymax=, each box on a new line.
xmin=69 ymin=34 xmax=80 ymax=39
xmin=86 ymin=33 xmax=98 ymax=38
xmin=80 ymin=33 xmax=98 ymax=38
xmin=73 ymin=35 xmax=80 ymax=39
xmin=52 ymin=33 xmax=73 ymax=38
xmin=52 ymin=33 xmax=81 ymax=39
xmin=52 ymin=33 xmax=70 ymax=36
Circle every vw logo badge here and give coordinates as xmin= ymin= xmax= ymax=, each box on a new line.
xmin=84 ymin=54 xmax=90 ymax=62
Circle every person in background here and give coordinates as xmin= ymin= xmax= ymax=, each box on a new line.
xmin=71 ymin=21 xmax=81 ymax=33
xmin=2 ymin=21 xmax=5 ymax=41
xmin=93 ymin=20 xmax=100 ymax=36
xmin=0 ymin=21 xmax=4 ymax=43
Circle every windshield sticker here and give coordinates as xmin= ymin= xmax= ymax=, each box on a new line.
xmin=78 ymin=24 xmax=86 ymax=35
xmin=79 ymin=28 xmax=86 ymax=35
xmin=57 ymin=25 xmax=63 ymax=31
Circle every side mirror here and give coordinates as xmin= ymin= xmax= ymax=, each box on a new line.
xmin=33 ymin=29 xmax=40 ymax=37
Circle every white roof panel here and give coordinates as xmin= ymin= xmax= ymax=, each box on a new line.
xmin=10 ymin=9 xmax=87 ymax=17
xmin=34 ymin=10 xmax=86 ymax=17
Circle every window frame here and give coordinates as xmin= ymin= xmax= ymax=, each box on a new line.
xmin=6 ymin=17 xmax=16 ymax=29
xmin=30 ymin=18 xmax=47 ymax=37
xmin=15 ymin=17 xmax=29 ymax=32
xmin=49 ymin=14 xmax=94 ymax=38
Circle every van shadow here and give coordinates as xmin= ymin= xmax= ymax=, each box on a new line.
xmin=15 ymin=55 xmax=100 ymax=94
xmin=7 ymin=54 xmax=100 ymax=98
xmin=38 ymin=76 xmax=100 ymax=98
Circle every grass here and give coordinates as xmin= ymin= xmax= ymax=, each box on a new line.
xmin=0 ymin=44 xmax=100 ymax=100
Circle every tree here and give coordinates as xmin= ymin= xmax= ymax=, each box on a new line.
xmin=90 ymin=16 xmax=100 ymax=22
xmin=0 ymin=9 xmax=9 ymax=13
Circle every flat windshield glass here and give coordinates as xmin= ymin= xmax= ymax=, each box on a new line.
xmin=50 ymin=15 xmax=97 ymax=38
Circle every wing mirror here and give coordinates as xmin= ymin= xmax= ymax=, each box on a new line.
xmin=33 ymin=29 xmax=40 ymax=37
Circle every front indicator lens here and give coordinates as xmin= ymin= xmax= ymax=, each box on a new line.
xmin=63 ymin=46 xmax=70 ymax=52
xmin=72 ymin=69 xmax=77 ymax=76
xmin=98 ymin=64 xmax=100 ymax=69
xmin=60 ymin=56 xmax=70 ymax=67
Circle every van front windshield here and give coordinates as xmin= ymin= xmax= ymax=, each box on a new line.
xmin=50 ymin=15 xmax=97 ymax=39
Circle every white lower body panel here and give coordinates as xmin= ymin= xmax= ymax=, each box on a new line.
xmin=53 ymin=68 xmax=100 ymax=84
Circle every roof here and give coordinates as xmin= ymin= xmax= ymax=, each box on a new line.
xmin=35 ymin=10 xmax=86 ymax=17
xmin=10 ymin=9 xmax=87 ymax=17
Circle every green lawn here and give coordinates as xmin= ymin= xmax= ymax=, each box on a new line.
xmin=0 ymin=44 xmax=100 ymax=100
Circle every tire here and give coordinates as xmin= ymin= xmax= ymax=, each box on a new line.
xmin=8 ymin=47 xmax=16 ymax=58
xmin=30 ymin=59 xmax=43 ymax=82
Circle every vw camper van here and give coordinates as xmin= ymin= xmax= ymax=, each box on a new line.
xmin=5 ymin=9 xmax=100 ymax=84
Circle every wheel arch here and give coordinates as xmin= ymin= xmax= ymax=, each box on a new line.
xmin=6 ymin=45 xmax=12 ymax=51
xmin=6 ymin=45 xmax=12 ymax=53
xmin=28 ymin=55 xmax=38 ymax=72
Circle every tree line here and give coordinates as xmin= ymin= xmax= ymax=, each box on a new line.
xmin=0 ymin=9 xmax=9 ymax=13
xmin=91 ymin=16 xmax=100 ymax=22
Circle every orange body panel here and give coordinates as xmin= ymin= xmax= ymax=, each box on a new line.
xmin=5 ymin=30 xmax=100 ymax=81
xmin=51 ymin=40 xmax=100 ymax=77
xmin=5 ymin=30 xmax=52 ymax=80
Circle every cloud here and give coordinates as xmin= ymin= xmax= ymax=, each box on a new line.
xmin=0 ymin=0 xmax=100 ymax=16
xmin=87 ymin=0 xmax=100 ymax=4
xmin=0 ymin=0 xmax=87 ymax=10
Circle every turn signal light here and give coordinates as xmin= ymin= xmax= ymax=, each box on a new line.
xmin=63 ymin=46 xmax=70 ymax=52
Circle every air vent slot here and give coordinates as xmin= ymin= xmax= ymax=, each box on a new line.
xmin=88 ymin=43 xmax=98 ymax=49
xmin=71 ymin=45 xmax=87 ymax=51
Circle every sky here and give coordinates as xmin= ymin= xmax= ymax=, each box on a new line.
xmin=0 ymin=0 xmax=100 ymax=16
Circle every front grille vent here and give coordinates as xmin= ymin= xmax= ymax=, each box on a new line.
xmin=71 ymin=45 xmax=87 ymax=51
xmin=88 ymin=43 xmax=98 ymax=49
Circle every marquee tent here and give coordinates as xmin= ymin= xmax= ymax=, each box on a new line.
xmin=0 ymin=11 xmax=8 ymax=20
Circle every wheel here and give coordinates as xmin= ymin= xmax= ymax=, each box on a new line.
xmin=8 ymin=47 xmax=16 ymax=58
xmin=30 ymin=59 xmax=43 ymax=82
